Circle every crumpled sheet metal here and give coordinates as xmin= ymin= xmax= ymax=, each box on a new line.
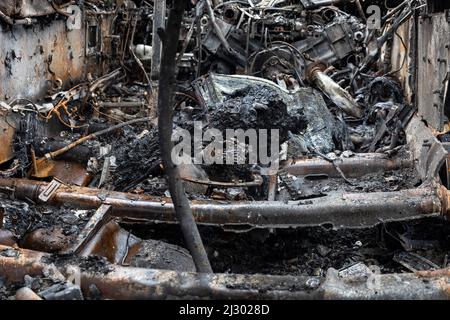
xmin=406 ymin=115 xmax=448 ymax=182
xmin=193 ymin=73 xmax=338 ymax=154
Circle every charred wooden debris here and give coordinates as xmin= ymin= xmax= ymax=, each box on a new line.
xmin=0 ymin=0 xmax=450 ymax=300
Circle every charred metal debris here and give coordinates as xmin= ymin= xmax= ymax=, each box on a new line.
xmin=0 ymin=0 xmax=450 ymax=300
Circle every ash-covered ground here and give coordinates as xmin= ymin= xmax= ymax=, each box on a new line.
xmin=124 ymin=218 xmax=450 ymax=276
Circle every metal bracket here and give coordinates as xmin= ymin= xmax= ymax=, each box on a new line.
xmin=62 ymin=204 xmax=112 ymax=255
xmin=38 ymin=178 xmax=63 ymax=202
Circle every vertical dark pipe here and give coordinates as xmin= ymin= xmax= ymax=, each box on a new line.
xmin=151 ymin=0 xmax=166 ymax=80
xmin=157 ymin=1 xmax=212 ymax=273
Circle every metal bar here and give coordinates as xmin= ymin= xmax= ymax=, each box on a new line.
xmin=61 ymin=204 xmax=112 ymax=255
xmin=151 ymin=0 xmax=166 ymax=80
xmin=98 ymin=101 xmax=145 ymax=108
xmin=283 ymin=154 xmax=412 ymax=178
xmin=300 ymin=0 xmax=345 ymax=10
xmin=41 ymin=117 xmax=152 ymax=161
xmin=0 ymin=245 xmax=449 ymax=300
xmin=182 ymin=173 xmax=263 ymax=187
xmin=205 ymin=0 xmax=233 ymax=54
xmin=38 ymin=178 xmax=62 ymax=202
xmin=157 ymin=2 xmax=212 ymax=273
xmin=268 ymin=174 xmax=277 ymax=201
xmin=0 ymin=179 xmax=442 ymax=229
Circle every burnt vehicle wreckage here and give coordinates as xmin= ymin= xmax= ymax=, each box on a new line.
xmin=0 ymin=0 xmax=449 ymax=300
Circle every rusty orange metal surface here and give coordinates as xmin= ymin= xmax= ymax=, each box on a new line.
xmin=0 ymin=110 xmax=14 ymax=165
xmin=79 ymin=220 xmax=141 ymax=264
xmin=0 ymin=8 xmax=114 ymax=102
xmin=21 ymin=226 xmax=73 ymax=253
xmin=30 ymin=159 xmax=91 ymax=187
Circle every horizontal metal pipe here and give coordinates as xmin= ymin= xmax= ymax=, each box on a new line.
xmin=0 ymin=179 xmax=442 ymax=229
xmin=33 ymin=141 xmax=92 ymax=164
xmin=0 ymin=245 xmax=449 ymax=300
xmin=300 ymin=0 xmax=345 ymax=9
xmin=0 ymin=245 xmax=321 ymax=299
xmin=284 ymin=154 xmax=412 ymax=178
xmin=98 ymin=101 xmax=145 ymax=108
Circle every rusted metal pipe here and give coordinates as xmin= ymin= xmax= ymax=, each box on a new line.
xmin=205 ymin=0 xmax=233 ymax=54
xmin=182 ymin=173 xmax=263 ymax=187
xmin=151 ymin=0 xmax=166 ymax=80
xmin=41 ymin=117 xmax=153 ymax=161
xmin=157 ymin=2 xmax=212 ymax=273
xmin=0 ymin=179 xmax=442 ymax=229
xmin=307 ymin=63 xmax=362 ymax=118
xmin=98 ymin=101 xmax=145 ymax=108
xmin=0 ymin=245 xmax=321 ymax=299
xmin=1 ymin=245 xmax=449 ymax=300
xmin=89 ymin=69 xmax=121 ymax=94
xmin=284 ymin=154 xmax=412 ymax=178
